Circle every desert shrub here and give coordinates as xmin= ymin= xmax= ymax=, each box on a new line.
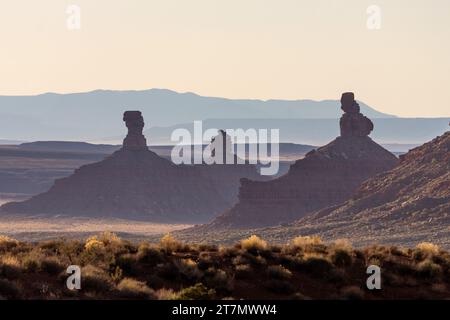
xmin=82 ymin=265 xmax=114 ymax=293
xmin=290 ymin=236 xmax=325 ymax=253
xmin=197 ymin=243 xmax=218 ymax=252
xmin=155 ymin=288 xmax=177 ymax=300
xmin=291 ymin=235 xmax=323 ymax=247
xmin=204 ymin=268 xmax=232 ymax=291
xmin=330 ymin=249 xmax=353 ymax=268
xmin=332 ymin=239 xmax=352 ymax=251
xmin=340 ymin=286 xmax=364 ymax=300
xmin=0 ymin=255 xmax=23 ymax=279
xmin=275 ymin=254 xmax=297 ymax=268
xmin=198 ymin=252 xmax=218 ymax=270
xmin=232 ymin=255 xmax=249 ymax=266
xmin=386 ymin=259 xmax=416 ymax=276
xmin=240 ymin=235 xmax=268 ymax=253
xmin=137 ymin=243 xmax=163 ymax=265
xmin=156 ymin=262 xmax=179 ymax=280
xmin=0 ymin=279 xmax=21 ymax=299
xmin=265 ymin=279 xmax=296 ymax=294
xmin=22 ymin=255 xmax=40 ymax=273
xmin=267 ymin=265 xmax=292 ymax=280
xmin=354 ymin=249 xmax=365 ymax=260
xmin=40 ymin=256 xmax=65 ymax=275
xmin=301 ymin=254 xmax=333 ymax=277
xmin=116 ymin=278 xmax=155 ymax=299
xmin=0 ymin=235 xmax=19 ymax=252
xmin=389 ymin=246 xmax=407 ymax=257
xmin=175 ymin=283 xmax=215 ymax=300
xmin=234 ymin=264 xmax=252 ymax=279
xmin=416 ymin=259 xmax=442 ymax=279
xmin=326 ymin=268 xmax=347 ymax=284
xmin=110 ymin=266 xmax=124 ymax=283
xmin=116 ymin=253 xmax=138 ymax=275
xmin=174 ymin=258 xmax=202 ymax=281
xmin=218 ymin=246 xmax=239 ymax=258
xmin=159 ymin=234 xmax=183 ymax=253
xmin=240 ymin=252 xmax=267 ymax=267
xmin=416 ymin=242 xmax=440 ymax=255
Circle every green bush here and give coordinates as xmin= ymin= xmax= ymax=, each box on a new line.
xmin=175 ymin=283 xmax=215 ymax=300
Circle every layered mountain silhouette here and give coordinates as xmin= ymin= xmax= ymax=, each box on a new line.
xmin=202 ymin=93 xmax=399 ymax=229
xmin=0 ymin=111 xmax=262 ymax=223
xmin=2 ymin=89 xmax=449 ymax=146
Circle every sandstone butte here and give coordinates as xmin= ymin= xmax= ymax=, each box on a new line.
xmin=0 ymin=111 xmax=261 ymax=223
xmin=205 ymin=92 xmax=399 ymax=229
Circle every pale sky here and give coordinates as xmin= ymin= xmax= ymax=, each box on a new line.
xmin=0 ymin=0 xmax=449 ymax=117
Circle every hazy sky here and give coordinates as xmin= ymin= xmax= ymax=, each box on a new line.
xmin=1 ymin=0 xmax=449 ymax=117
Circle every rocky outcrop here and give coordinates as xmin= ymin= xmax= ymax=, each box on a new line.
xmin=339 ymin=92 xmax=374 ymax=137
xmin=122 ymin=111 xmax=147 ymax=149
xmin=204 ymin=93 xmax=398 ymax=229
xmin=0 ymin=113 xmax=262 ymax=223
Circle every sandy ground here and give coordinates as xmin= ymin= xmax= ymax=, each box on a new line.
xmin=0 ymin=215 xmax=192 ymax=242
xmin=0 ymin=195 xmax=192 ymax=241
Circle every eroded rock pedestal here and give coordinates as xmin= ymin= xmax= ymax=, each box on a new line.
xmin=122 ymin=111 xmax=147 ymax=149
xmin=206 ymin=92 xmax=399 ymax=229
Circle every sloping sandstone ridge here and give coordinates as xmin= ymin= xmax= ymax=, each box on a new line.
xmin=275 ymin=129 xmax=450 ymax=247
xmin=0 ymin=111 xmax=261 ymax=223
xmin=202 ymin=92 xmax=398 ymax=229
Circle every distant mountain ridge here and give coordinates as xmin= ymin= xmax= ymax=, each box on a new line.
xmin=0 ymin=89 xmax=394 ymax=141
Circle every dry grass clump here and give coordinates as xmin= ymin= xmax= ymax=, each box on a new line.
xmin=416 ymin=259 xmax=442 ymax=279
xmin=300 ymin=254 xmax=333 ymax=277
xmin=240 ymin=235 xmax=268 ymax=252
xmin=416 ymin=242 xmax=440 ymax=255
xmin=204 ymin=268 xmax=233 ymax=292
xmin=174 ymin=258 xmax=202 ymax=281
xmin=291 ymin=235 xmax=323 ymax=249
xmin=137 ymin=243 xmax=164 ymax=265
xmin=82 ymin=265 xmax=114 ymax=293
xmin=116 ymin=278 xmax=155 ymax=299
xmin=0 ymin=255 xmax=23 ymax=279
xmin=0 ymin=235 xmax=19 ymax=252
xmin=154 ymin=287 xmax=177 ymax=300
xmin=159 ymin=234 xmax=184 ymax=253
xmin=40 ymin=256 xmax=65 ymax=275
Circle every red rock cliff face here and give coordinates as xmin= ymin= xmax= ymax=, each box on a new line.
xmin=207 ymin=93 xmax=399 ymax=229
